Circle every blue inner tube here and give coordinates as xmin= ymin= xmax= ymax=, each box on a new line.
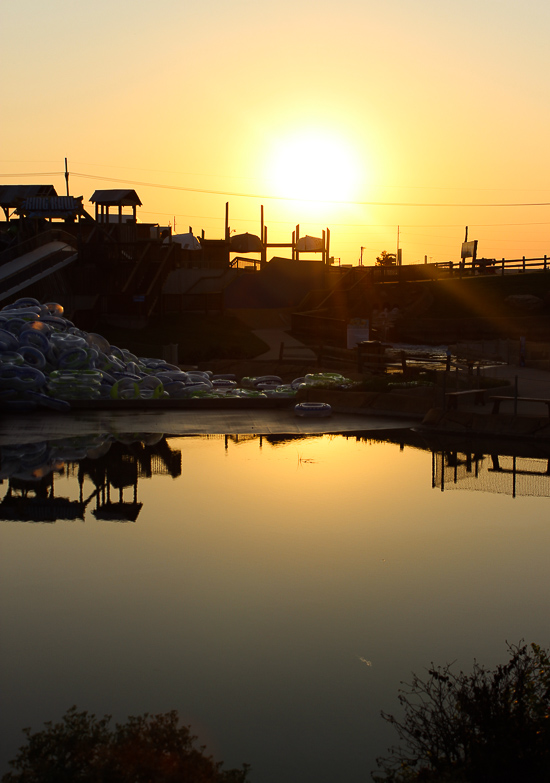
xmin=294 ymin=402 xmax=332 ymax=418
xmin=18 ymin=345 xmax=46 ymax=369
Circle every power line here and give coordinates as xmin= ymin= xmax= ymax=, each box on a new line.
xmin=3 ymin=167 xmax=550 ymax=209
xmin=71 ymin=171 xmax=550 ymax=209
xmin=0 ymin=171 xmax=63 ymax=177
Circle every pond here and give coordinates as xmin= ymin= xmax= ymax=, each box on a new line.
xmin=1 ymin=425 xmax=550 ymax=781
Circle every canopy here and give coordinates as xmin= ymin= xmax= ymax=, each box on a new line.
xmin=172 ymin=232 xmax=201 ymax=251
xmin=230 ymin=232 xmax=263 ymax=253
xmin=296 ymin=235 xmax=324 ymax=252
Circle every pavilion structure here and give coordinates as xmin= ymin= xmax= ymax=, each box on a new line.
xmin=90 ymin=189 xmax=142 ymax=224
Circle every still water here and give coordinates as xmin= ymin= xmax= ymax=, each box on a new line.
xmin=1 ymin=429 xmax=549 ymax=781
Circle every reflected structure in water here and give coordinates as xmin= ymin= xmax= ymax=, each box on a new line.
xmin=430 ymin=443 xmax=550 ymax=498
xmin=0 ymin=435 xmax=182 ymax=523
xmin=0 ymin=472 xmax=88 ymax=523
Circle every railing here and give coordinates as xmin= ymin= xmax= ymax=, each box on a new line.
xmin=434 ymin=256 xmax=550 ymax=276
xmin=492 ymin=256 xmax=549 ymax=274
xmin=121 ymin=242 xmax=153 ymax=293
xmin=350 ymin=256 xmax=550 ymax=284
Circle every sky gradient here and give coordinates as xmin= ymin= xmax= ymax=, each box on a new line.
xmin=2 ymin=0 xmax=550 ymax=266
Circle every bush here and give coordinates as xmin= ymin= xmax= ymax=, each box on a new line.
xmin=373 ymin=642 xmax=550 ymax=783
xmin=2 ymin=708 xmax=250 ymax=783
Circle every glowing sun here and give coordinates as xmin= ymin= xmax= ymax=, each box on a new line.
xmin=268 ymin=129 xmax=359 ymax=203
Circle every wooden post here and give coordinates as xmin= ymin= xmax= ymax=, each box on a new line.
xmin=260 ymin=205 xmax=266 ymax=266
xmin=296 ymin=224 xmax=300 ymax=262
xmin=225 ymin=202 xmax=229 ymax=241
xmin=292 ymin=230 xmax=295 ymax=260
xmin=326 ymin=227 xmax=330 ymax=266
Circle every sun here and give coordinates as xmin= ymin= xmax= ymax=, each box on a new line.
xmin=267 ymin=129 xmax=360 ymax=203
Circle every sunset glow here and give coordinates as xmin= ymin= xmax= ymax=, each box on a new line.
xmin=2 ymin=0 xmax=550 ymax=265
xmin=267 ymin=130 xmax=361 ymax=204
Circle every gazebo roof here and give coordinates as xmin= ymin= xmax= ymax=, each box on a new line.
xmin=90 ymin=189 xmax=142 ymax=207
xmin=0 ymin=184 xmax=57 ymax=209
xmin=18 ymin=196 xmax=84 ymax=219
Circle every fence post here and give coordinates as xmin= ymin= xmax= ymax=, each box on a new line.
xmin=545 ymin=255 xmax=547 ymax=271
xmin=501 ymin=258 xmax=505 ymax=276
xmin=523 ymin=256 xmax=526 ymax=271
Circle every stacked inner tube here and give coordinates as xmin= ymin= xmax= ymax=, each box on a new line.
xmin=0 ymin=298 xmax=357 ymax=410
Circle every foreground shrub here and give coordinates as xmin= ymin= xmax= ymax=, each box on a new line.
xmin=373 ymin=642 xmax=550 ymax=783
xmin=2 ymin=708 xmax=250 ymax=783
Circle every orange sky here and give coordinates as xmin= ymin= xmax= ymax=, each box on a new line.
xmin=2 ymin=0 xmax=550 ymax=266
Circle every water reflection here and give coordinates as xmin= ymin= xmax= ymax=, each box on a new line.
xmin=1 ymin=428 xmax=550 ymax=783
xmin=3 ymin=430 xmax=550 ymax=527
xmin=423 ymin=436 xmax=550 ymax=498
xmin=0 ymin=434 xmax=182 ymax=523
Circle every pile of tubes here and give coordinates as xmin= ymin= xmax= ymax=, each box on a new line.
xmin=0 ymin=298 xmax=355 ymax=411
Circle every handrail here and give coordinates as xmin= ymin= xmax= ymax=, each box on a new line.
xmin=121 ymin=242 xmax=152 ymax=293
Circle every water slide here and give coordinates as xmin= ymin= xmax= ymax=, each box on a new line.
xmin=0 ymin=237 xmax=77 ymax=303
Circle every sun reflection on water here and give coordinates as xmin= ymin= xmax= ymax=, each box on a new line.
xmin=1 ymin=432 xmax=550 ymax=783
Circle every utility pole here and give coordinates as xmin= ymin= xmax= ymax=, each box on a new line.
xmin=397 ymin=225 xmax=400 ymax=265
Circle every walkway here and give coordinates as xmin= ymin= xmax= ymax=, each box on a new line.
xmin=475 ymin=363 xmax=550 ymax=416
xmin=252 ymin=329 xmax=317 ymax=361
xmin=480 ymin=363 xmax=550 ymax=399
xmin=230 ymin=307 xmax=317 ymax=361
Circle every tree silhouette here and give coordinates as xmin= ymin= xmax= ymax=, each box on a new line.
xmin=375 ymin=251 xmax=397 ymax=267
xmin=2 ymin=708 xmax=250 ymax=783
xmin=373 ymin=642 xmax=550 ymax=783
